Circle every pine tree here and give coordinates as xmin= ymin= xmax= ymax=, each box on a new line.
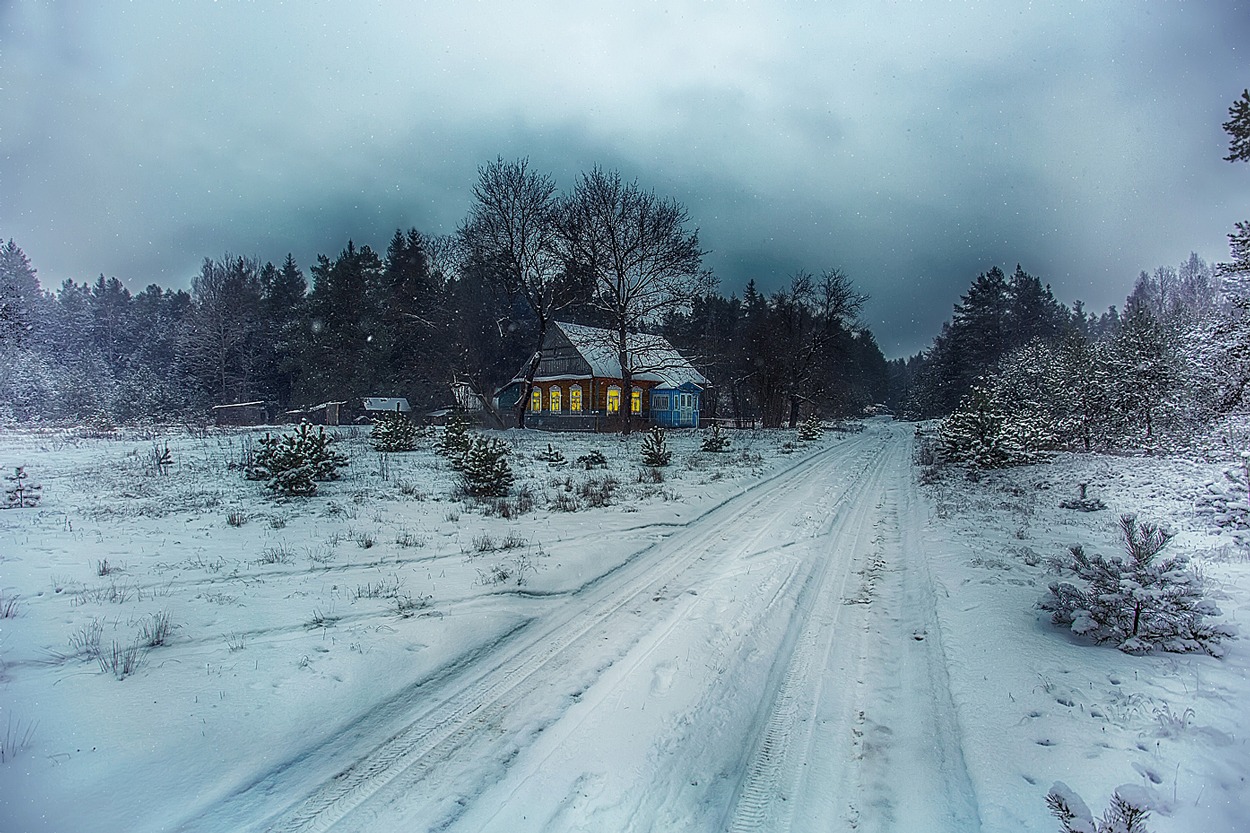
xmin=259 ymin=254 xmax=307 ymax=409
xmin=371 ymin=412 xmax=418 ymax=452
xmin=537 ymin=443 xmax=567 ymax=466
xmin=1223 ymin=88 xmax=1250 ymax=163
xmin=1042 ymin=515 xmax=1235 ymax=655
xmin=640 ymin=425 xmax=672 ymax=467
xmin=939 ymin=385 xmax=1028 ymax=468
xmin=297 ymin=241 xmax=385 ymax=405
xmin=460 ymin=436 xmax=513 ymax=497
xmin=3 ymin=466 xmax=41 ymax=509
xmin=700 ymin=422 xmax=731 ymax=452
xmin=0 ymin=240 xmax=45 ymax=352
xmin=247 ymin=422 xmax=348 ymax=496
xmin=797 ymin=414 xmax=822 ymax=442
xmin=438 ymin=412 xmax=473 ymax=468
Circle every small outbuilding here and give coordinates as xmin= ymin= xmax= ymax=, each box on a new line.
xmin=211 ymin=401 xmax=273 ymax=427
xmin=363 ymin=397 xmax=411 ymax=415
xmin=283 ymin=401 xmax=348 ymax=426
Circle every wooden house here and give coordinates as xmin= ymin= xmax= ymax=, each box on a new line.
xmin=498 ymin=321 xmax=708 ymax=430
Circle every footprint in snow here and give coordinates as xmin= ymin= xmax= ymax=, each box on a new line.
xmin=651 ymin=661 xmax=677 ymax=697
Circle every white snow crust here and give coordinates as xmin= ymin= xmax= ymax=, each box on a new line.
xmin=0 ymin=419 xmax=1246 ymax=832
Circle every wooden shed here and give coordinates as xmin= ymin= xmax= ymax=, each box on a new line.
xmin=211 ymin=401 xmax=273 ymax=427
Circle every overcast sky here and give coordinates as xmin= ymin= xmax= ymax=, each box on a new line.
xmin=2 ymin=1 xmax=1247 ymax=356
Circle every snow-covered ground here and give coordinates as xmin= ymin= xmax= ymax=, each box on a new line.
xmin=0 ymin=420 xmax=1246 ymax=832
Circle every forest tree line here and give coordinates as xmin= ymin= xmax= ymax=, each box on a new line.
xmin=0 ymin=161 xmax=892 ymax=427
xmin=905 ymin=88 xmax=1250 ymax=461
xmin=903 ymin=231 xmax=1250 ymax=460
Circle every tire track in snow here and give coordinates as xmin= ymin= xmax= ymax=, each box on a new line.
xmin=725 ymin=430 xmax=899 ymax=833
xmin=177 ymin=432 xmax=886 ymax=833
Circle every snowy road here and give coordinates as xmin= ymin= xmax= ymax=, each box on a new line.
xmin=185 ymin=422 xmax=979 ymax=832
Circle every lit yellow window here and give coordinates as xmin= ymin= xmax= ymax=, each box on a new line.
xmin=631 ymin=390 xmax=641 ymax=414
xmin=550 ymin=387 xmax=562 ymax=412
xmin=530 ymin=388 xmax=542 ymax=412
xmin=606 ymin=387 xmax=621 ymax=414
xmin=570 ymin=387 xmax=582 ymax=412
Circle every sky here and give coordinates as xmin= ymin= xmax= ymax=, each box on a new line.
xmin=1 ymin=1 xmax=1247 ymax=357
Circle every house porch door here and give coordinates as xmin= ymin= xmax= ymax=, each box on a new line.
xmin=678 ymin=393 xmax=695 ymax=427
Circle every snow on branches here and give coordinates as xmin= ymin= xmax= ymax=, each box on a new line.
xmin=1041 ymin=515 xmax=1236 ymax=656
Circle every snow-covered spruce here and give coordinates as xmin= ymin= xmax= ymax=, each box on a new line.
xmin=246 ymin=422 xmax=348 ymax=496
xmin=939 ymin=384 xmax=1050 ymax=469
xmin=370 ymin=412 xmax=419 ymax=453
xmin=1040 ymin=514 xmax=1236 ymax=656
xmin=640 ymin=425 xmax=672 ymax=467
xmin=3 ymin=465 xmax=41 ymax=509
xmin=797 ymin=414 xmax=822 ymax=442
xmin=459 ymin=436 xmax=513 ymax=497
xmin=437 ymin=412 xmax=472 ymax=469
xmin=1046 ymin=781 xmax=1153 ymax=833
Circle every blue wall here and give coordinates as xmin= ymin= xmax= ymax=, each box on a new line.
xmin=650 ymin=385 xmax=701 ymax=428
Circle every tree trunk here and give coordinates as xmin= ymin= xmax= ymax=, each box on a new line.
xmin=513 ymin=317 xmax=549 ymax=429
xmin=618 ymin=325 xmax=633 ymax=435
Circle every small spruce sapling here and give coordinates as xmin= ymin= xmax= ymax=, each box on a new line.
xmin=1241 ymin=451 xmax=1250 ymax=513
xmin=3 ymin=466 xmax=41 ymax=509
xmin=641 ymin=426 xmax=672 ymax=467
xmin=460 ymin=436 xmax=514 ymax=497
xmin=700 ymin=422 xmax=731 ymax=452
xmin=153 ymin=442 xmax=173 ymax=475
xmin=537 ymin=444 xmax=567 ymax=467
xmin=1046 ymin=782 xmax=1153 ymax=833
xmin=1041 ymin=514 xmax=1236 ymax=655
xmin=797 ymin=414 xmax=822 ymax=442
xmin=246 ymin=422 xmax=348 ymax=496
xmin=438 ymin=412 xmax=473 ymax=469
xmin=576 ymin=451 xmax=608 ymax=470
xmin=1059 ymin=482 xmax=1106 ymax=512
xmin=370 ymin=412 xmax=419 ymax=452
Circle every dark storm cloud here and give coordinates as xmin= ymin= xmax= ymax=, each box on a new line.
xmin=2 ymin=1 xmax=1247 ymax=356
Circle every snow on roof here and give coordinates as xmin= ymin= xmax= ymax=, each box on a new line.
xmin=552 ymin=321 xmax=709 ymax=388
xmin=363 ymin=397 xmax=410 ymax=412
xmin=211 ymin=401 xmax=267 ymax=410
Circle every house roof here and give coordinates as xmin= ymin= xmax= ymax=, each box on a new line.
xmin=538 ymin=321 xmax=709 ymax=388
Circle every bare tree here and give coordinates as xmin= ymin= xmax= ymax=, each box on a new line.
xmin=557 ymin=167 xmax=709 ymax=432
xmin=459 ymin=157 xmax=565 ymax=426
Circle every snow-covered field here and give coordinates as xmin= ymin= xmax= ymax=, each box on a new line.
xmin=0 ymin=419 xmax=1246 ymax=832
